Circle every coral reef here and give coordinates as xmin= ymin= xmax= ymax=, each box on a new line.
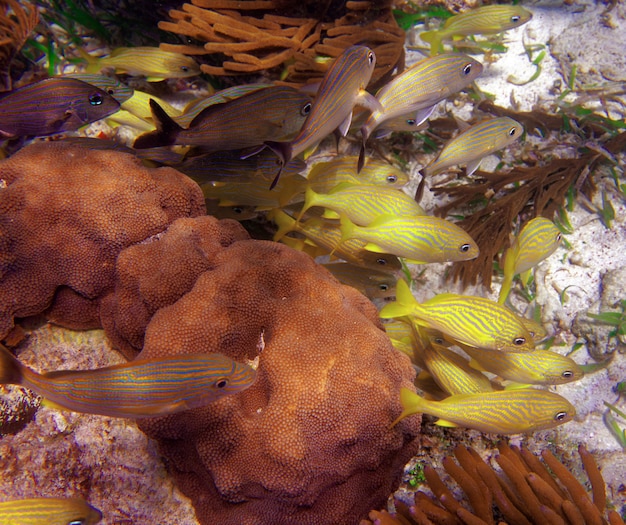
xmin=0 ymin=141 xmax=205 ymax=343
xmin=363 ymin=442 xmax=626 ymax=525
xmin=0 ymin=0 xmax=38 ymax=89
xmin=130 ymin=235 xmax=421 ymax=525
xmin=158 ymin=0 xmax=405 ymax=86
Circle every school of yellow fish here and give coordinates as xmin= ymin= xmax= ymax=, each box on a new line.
xmin=0 ymin=4 xmax=588 ymax=521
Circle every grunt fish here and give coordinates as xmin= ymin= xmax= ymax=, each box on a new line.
xmin=499 ymin=217 xmax=562 ymax=303
xmin=63 ymin=73 xmax=134 ymax=104
xmin=133 ymin=86 xmax=312 ymax=151
xmin=420 ymin=5 xmax=533 ymax=55
xmin=77 ymin=46 xmax=201 ymax=81
xmin=359 ymin=53 xmax=483 ymax=170
xmin=380 ymin=279 xmax=534 ymax=353
xmin=339 ymin=214 xmax=478 ymax=264
xmin=462 ymin=345 xmax=583 ymax=385
xmin=422 ymin=117 xmax=523 ymax=177
xmin=391 ymin=386 xmax=574 ymax=433
xmin=298 ymin=183 xmax=425 ymax=225
xmin=0 ymin=77 xmax=120 ymax=138
xmin=264 ymin=45 xmax=381 ymax=188
xmin=0 ymin=497 xmax=102 ymax=525
xmin=0 ymin=345 xmax=256 ymax=418
xmin=322 ymin=262 xmax=397 ymax=299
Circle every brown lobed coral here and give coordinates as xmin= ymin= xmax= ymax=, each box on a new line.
xmin=114 ymin=225 xmax=422 ymax=525
xmin=0 ymin=141 xmax=206 ymax=343
xmin=159 ymin=0 xmax=405 ymax=86
xmin=363 ymin=442 xmax=626 ymax=525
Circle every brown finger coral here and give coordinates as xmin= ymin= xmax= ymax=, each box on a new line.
xmin=125 ymin=234 xmax=421 ymax=525
xmin=363 ymin=442 xmax=626 ymax=525
xmin=0 ymin=141 xmax=206 ymax=343
xmin=159 ymin=0 xmax=405 ymax=86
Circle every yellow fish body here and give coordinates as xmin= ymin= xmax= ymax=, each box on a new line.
xmin=422 ymin=117 xmax=523 ymax=177
xmin=463 ymin=345 xmax=583 ymax=385
xmin=200 ymin=175 xmax=306 ymax=209
xmin=0 ymin=345 xmax=256 ymax=418
xmin=420 ymin=5 xmax=533 ymax=55
xmin=380 ymin=279 xmax=534 ymax=352
xmin=391 ymin=387 xmax=574 ymax=433
xmin=307 ymin=156 xmax=408 ymax=193
xmin=340 ymin=214 xmax=478 ymax=264
xmin=298 ymin=183 xmax=424 ymax=225
xmin=78 ymin=46 xmax=201 ymax=80
xmin=0 ymin=497 xmax=101 ymax=525
xmin=361 ymin=54 xmax=483 ymax=150
xmin=498 ymin=217 xmax=562 ymax=303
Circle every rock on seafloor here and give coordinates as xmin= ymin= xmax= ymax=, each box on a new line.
xmin=0 ymin=325 xmax=200 ymax=524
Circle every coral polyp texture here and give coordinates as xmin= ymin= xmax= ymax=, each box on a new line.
xmin=131 ymin=236 xmax=421 ymax=525
xmin=159 ymin=0 xmax=405 ymax=86
xmin=0 ymin=141 xmax=206 ymax=342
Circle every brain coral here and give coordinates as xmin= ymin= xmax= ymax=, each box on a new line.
xmin=100 ymin=215 xmax=250 ymax=359
xmin=133 ymin=237 xmax=421 ymax=525
xmin=0 ymin=141 xmax=205 ymax=340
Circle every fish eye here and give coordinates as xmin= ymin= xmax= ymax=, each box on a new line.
xmin=181 ymin=66 xmax=189 ymax=72
xmin=367 ymin=51 xmax=375 ymax=65
xmin=386 ymin=174 xmax=398 ymax=183
xmin=555 ymin=411 xmax=568 ymax=421
xmin=462 ymin=63 xmax=472 ymax=75
xmin=562 ymin=370 xmax=574 ymax=379
xmin=106 ymin=88 xmax=115 ymax=95
xmin=68 ymin=521 xmax=86 ymax=525
xmin=460 ymin=243 xmax=471 ymax=253
xmin=508 ymin=127 xmax=517 ymax=136
xmin=379 ymin=284 xmax=389 ymax=291
xmin=376 ymin=258 xmax=388 ymax=265
xmin=301 ymin=102 xmax=312 ymax=116
xmin=406 ymin=119 xmax=416 ymax=126
xmin=232 ymin=207 xmax=244 ymax=214
xmin=434 ymin=337 xmax=444 ymax=344
xmin=556 ymin=233 xmax=562 ymax=242
xmin=89 ymin=93 xmax=104 ymax=106
xmin=513 ymin=337 xmax=526 ymax=346
xmin=215 ymin=378 xmax=229 ymax=389
xmin=511 ymin=15 xmax=521 ymax=23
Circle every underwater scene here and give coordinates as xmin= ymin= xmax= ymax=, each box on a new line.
xmin=0 ymin=0 xmax=625 ymax=523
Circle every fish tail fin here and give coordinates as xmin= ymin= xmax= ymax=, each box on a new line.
xmin=0 ymin=344 xmax=26 ymax=385
xmin=419 ymin=31 xmax=443 ymax=55
xmin=338 ymin=213 xmax=356 ymax=243
xmin=357 ymin=139 xmax=366 ymax=174
xmin=271 ymin=209 xmax=296 ymax=242
xmin=264 ymin=141 xmax=291 ymax=190
xmin=379 ymin=279 xmax=417 ymax=319
xmin=498 ymin=245 xmax=517 ymax=304
xmin=390 ymin=387 xmax=425 ymax=428
xmin=75 ymin=48 xmax=100 ymax=73
xmin=296 ymin=185 xmax=317 ymax=224
xmin=133 ymin=99 xmax=183 ymax=149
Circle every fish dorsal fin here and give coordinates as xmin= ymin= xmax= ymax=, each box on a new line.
xmin=327 ymin=181 xmax=357 ymax=194
xmin=363 ymin=213 xmax=397 ymax=229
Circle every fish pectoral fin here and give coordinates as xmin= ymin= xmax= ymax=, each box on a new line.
xmin=41 ymin=398 xmax=68 ymax=411
xmin=146 ymin=76 xmax=168 ymax=82
xmin=356 ymin=90 xmax=384 ymax=114
xmin=465 ymin=158 xmax=482 ymax=177
xmin=414 ymin=105 xmax=437 ymax=127
xmin=403 ymin=258 xmax=428 ymax=265
xmin=435 ymin=418 xmax=458 ymax=428
xmin=322 ymin=210 xmax=340 ymax=220
xmin=363 ymin=242 xmax=387 ymax=253
xmin=337 ymin=111 xmax=353 ymax=137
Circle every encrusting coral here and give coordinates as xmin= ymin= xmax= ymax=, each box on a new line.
xmin=0 ymin=141 xmax=206 ymax=344
xmin=158 ymin=0 xmax=405 ymax=86
xmin=362 ymin=442 xmax=626 ymax=525
xmin=124 ymin=232 xmax=422 ymax=525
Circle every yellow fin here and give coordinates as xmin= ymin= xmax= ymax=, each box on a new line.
xmin=435 ymin=419 xmax=458 ymax=428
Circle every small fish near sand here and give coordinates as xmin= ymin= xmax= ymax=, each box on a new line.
xmin=0 ymin=345 xmax=257 ymax=418
xmin=390 ymin=387 xmax=575 ymax=433
xmin=422 ymin=116 xmax=524 ymax=178
xmin=0 ymin=497 xmax=102 ymax=525
xmin=0 ymin=77 xmax=120 ymax=138
xmin=420 ymin=5 xmax=533 ymax=55
xmin=264 ymin=45 xmax=382 ymax=188
xmin=77 ymin=46 xmax=201 ymax=81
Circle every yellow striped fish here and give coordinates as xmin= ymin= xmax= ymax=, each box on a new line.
xmin=462 ymin=345 xmax=583 ymax=385
xmin=77 ymin=46 xmax=201 ymax=80
xmin=359 ymin=53 xmax=483 ymax=171
xmin=0 ymin=345 xmax=256 ymax=418
xmin=421 ymin=340 xmax=496 ymax=395
xmin=298 ymin=183 xmax=424 ymax=225
xmin=134 ymin=86 xmax=312 ymax=151
xmin=322 ymin=262 xmax=397 ymax=299
xmin=391 ymin=387 xmax=574 ymax=433
xmin=270 ymin=209 xmax=401 ymax=271
xmin=498 ymin=217 xmax=562 ymax=303
xmin=307 ymin=156 xmax=408 ymax=193
xmin=420 ymin=5 xmax=533 ymax=55
xmin=380 ymin=279 xmax=534 ymax=352
xmin=422 ymin=117 xmax=523 ymax=177
xmin=0 ymin=497 xmax=102 ymax=525
xmin=339 ymin=214 xmax=478 ymax=264
xmin=264 ymin=45 xmax=381 ymax=188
